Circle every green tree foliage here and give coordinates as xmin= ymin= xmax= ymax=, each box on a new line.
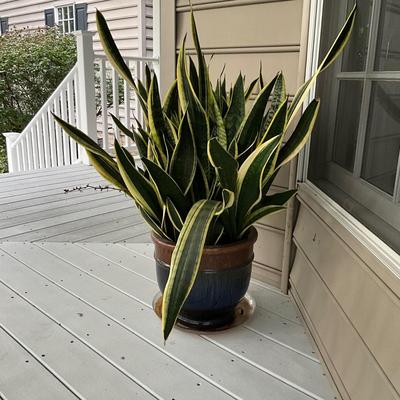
xmin=0 ymin=27 xmax=77 ymax=172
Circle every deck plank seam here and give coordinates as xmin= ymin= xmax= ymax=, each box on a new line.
xmin=0 ymin=178 xmax=108 ymax=211
xmin=242 ymin=325 xmax=320 ymax=363
xmin=0 ymin=172 xmax=100 ymax=198
xmin=200 ymin=335 xmax=325 ymax=400
xmin=0 ymin=202 xmax=134 ymax=241
xmin=0 ymin=308 xmax=86 ymax=399
xmin=75 ymin=221 xmax=148 ymax=243
xmin=0 ymin=193 xmax=128 ymax=230
xmin=0 ymin=190 xmax=123 ymax=221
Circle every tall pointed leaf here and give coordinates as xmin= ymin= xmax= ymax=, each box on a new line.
xmin=277 ymin=99 xmax=320 ymax=167
xmin=170 ymin=112 xmax=197 ymax=195
xmin=208 ymin=137 xmax=238 ymax=191
xmin=87 ymin=151 xmax=127 ymax=193
xmin=110 ymin=114 xmax=134 ymax=141
xmin=166 ymin=198 xmax=184 ymax=232
xmin=114 ymin=140 xmax=161 ymax=221
xmin=162 ymin=199 xmax=220 ymax=340
xmin=287 ymin=4 xmax=356 ymax=125
xmin=224 ymin=74 xmax=245 ymax=145
xmin=96 ymin=10 xmax=136 ymax=89
xmin=236 ymin=136 xmax=280 ymax=230
xmin=237 ymin=74 xmax=278 ymax=152
xmin=53 ymin=114 xmax=113 ymax=163
xmin=142 ymin=158 xmax=190 ymax=214
xmin=263 ymin=72 xmax=286 ymax=132
xmin=190 ymin=10 xmax=208 ymax=106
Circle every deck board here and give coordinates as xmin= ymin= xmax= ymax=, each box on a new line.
xmin=0 ymin=165 xmax=336 ymax=399
xmin=0 ymin=165 xmax=150 ymax=243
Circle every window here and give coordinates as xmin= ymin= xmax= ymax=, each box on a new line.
xmin=56 ymin=5 xmax=75 ymax=34
xmin=0 ymin=17 xmax=8 ymax=35
xmin=308 ymin=0 xmax=400 ymax=253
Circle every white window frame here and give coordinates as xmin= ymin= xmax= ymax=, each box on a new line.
xmin=55 ymin=3 xmax=76 ymax=34
xmin=299 ymin=0 xmax=400 ymax=237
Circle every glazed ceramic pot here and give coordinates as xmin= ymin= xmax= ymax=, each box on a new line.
xmin=152 ymin=227 xmax=257 ymax=330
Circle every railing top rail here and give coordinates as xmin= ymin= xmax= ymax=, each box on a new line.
xmin=94 ymin=53 xmax=159 ymax=63
xmin=10 ymin=63 xmax=79 ymax=149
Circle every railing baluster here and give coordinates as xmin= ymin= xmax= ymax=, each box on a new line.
xmin=61 ymin=88 xmax=71 ymax=165
xmin=42 ymin=113 xmax=50 ymax=168
xmin=36 ymin=119 xmax=45 ymax=169
xmin=26 ymin=128 xmax=35 ymax=170
xmin=16 ymin=143 xmax=23 ymax=172
xmin=48 ymin=106 xmax=57 ymax=167
xmin=73 ymin=71 xmax=81 ymax=160
xmin=22 ymin=136 xmax=29 ymax=171
xmin=124 ymin=59 xmax=131 ymax=148
xmin=67 ymin=78 xmax=78 ymax=163
xmin=100 ymin=59 xmax=109 ymax=151
xmin=54 ymin=97 xmax=63 ymax=166
xmin=112 ymin=66 xmax=120 ymax=143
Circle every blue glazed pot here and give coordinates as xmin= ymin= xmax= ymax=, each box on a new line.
xmin=152 ymin=227 xmax=257 ymax=330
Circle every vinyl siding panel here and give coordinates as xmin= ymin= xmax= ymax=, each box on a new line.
xmin=0 ymin=0 xmax=151 ymax=57
xmin=174 ymin=0 xmax=304 ymax=287
xmin=290 ymin=184 xmax=400 ymax=400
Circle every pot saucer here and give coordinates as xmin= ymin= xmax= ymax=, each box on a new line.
xmin=152 ymin=292 xmax=256 ymax=333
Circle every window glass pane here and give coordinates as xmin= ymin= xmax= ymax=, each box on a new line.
xmin=374 ymin=0 xmax=400 ymax=71
xmin=58 ymin=8 xmax=62 ymax=20
xmin=332 ymin=81 xmax=363 ymax=172
xmin=341 ymin=1 xmax=373 ymax=72
xmin=69 ymin=20 xmax=74 ymax=32
xmin=361 ymin=82 xmax=400 ymax=195
xmin=64 ymin=21 xmax=69 ymax=33
xmin=308 ymin=3 xmax=400 ymax=254
xmin=63 ymin=6 xmax=68 ymax=19
xmin=69 ymin=6 xmax=74 ymax=19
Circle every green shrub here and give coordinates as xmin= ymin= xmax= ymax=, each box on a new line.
xmin=0 ymin=27 xmax=77 ymax=172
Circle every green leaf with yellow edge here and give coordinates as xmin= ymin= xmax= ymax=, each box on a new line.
xmin=87 ymin=151 xmax=127 ymax=193
xmin=52 ymin=113 xmax=113 ymax=163
xmin=162 ymin=199 xmax=220 ymax=340
xmin=237 ymin=74 xmax=278 ymax=153
xmin=277 ymin=99 xmax=320 ymax=167
xmin=224 ymin=74 xmax=245 ymax=145
xmin=235 ymin=136 xmax=280 ymax=232
xmin=170 ymin=112 xmax=197 ymax=195
xmin=96 ymin=10 xmax=136 ymax=89
xmin=142 ymin=158 xmax=190 ymax=214
xmin=114 ymin=139 xmax=161 ymax=221
xmin=287 ymin=4 xmax=356 ymax=126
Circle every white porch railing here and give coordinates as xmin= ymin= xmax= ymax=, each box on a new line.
xmin=3 ymin=31 xmax=159 ymax=173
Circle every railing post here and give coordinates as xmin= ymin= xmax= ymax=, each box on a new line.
xmin=3 ymin=132 xmax=20 ymax=173
xmin=74 ymin=30 xmax=97 ymax=165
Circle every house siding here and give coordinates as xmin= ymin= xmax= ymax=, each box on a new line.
xmin=290 ymin=184 xmax=400 ymax=400
xmin=174 ymin=0 xmax=305 ymax=288
xmin=0 ymin=0 xmax=152 ymax=56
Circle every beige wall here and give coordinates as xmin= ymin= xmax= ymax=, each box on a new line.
xmin=174 ymin=0 xmax=305 ymax=287
xmin=0 ymin=0 xmax=152 ymax=56
xmin=290 ymin=184 xmax=400 ymax=400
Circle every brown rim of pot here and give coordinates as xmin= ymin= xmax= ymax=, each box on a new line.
xmin=152 ymin=227 xmax=258 ymax=270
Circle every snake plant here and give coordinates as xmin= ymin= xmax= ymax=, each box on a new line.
xmin=54 ymin=5 xmax=356 ymax=340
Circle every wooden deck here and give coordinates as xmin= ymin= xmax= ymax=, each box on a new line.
xmin=0 ymin=165 xmax=337 ymax=400
xmin=0 ymin=164 xmax=150 ymax=243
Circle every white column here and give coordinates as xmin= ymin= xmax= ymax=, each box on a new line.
xmin=3 ymin=132 xmax=20 ymax=173
xmin=153 ymin=0 xmax=175 ymax=97
xmin=75 ymin=30 xmax=97 ymax=165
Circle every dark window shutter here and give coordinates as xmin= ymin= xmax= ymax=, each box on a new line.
xmin=0 ymin=17 xmax=8 ymax=34
xmin=44 ymin=9 xmax=55 ymax=27
xmin=75 ymin=3 xmax=88 ymax=31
